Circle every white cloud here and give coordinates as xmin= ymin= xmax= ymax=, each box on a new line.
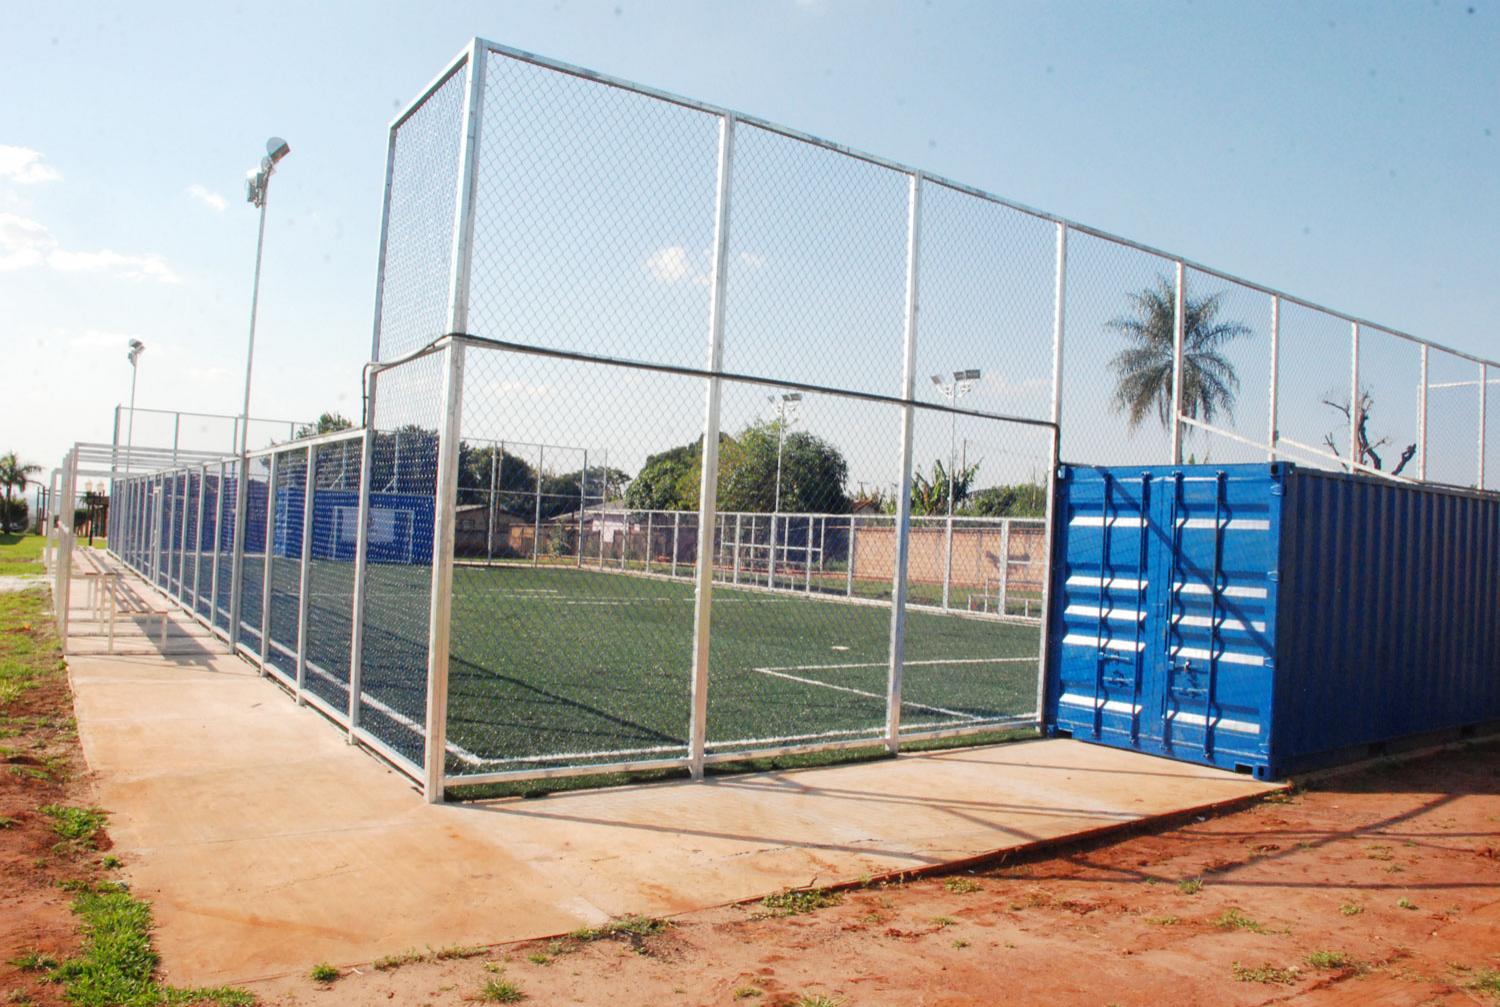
xmin=187 ymin=184 xmax=227 ymax=212
xmin=0 ymin=212 xmax=179 ymax=282
xmin=0 ymin=146 xmax=61 ymax=184
xmin=48 ymin=249 xmax=181 ymax=284
xmin=645 ymin=244 xmax=694 ymax=283
xmin=0 ymin=211 xmax=56 ymax=271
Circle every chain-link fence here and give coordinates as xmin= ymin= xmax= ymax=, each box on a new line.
xmin=83 ymin=38 xmax=1500 ymax=803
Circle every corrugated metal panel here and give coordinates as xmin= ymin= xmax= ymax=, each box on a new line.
xmin=1046 ymin=462 xmax=1500 ymax=779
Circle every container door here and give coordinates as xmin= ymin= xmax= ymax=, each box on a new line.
xmin=1049 ymin=470 xmax=1160 ymax=748
xmin=1151 ymin=470 xmax=1277 ymax=773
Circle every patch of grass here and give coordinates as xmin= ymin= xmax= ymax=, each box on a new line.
xmin=0 ymin=534 xmax=45 ymax=576
xmin=1177 ymin=878 xmax=1204 ymax=896
xmin=372 ymin=949 xmax=423 ymax=971
xmin=0 ymin=816 xmax=17 ymax=829
xmin=525 ymin=952 xmax=551 ymax=967
xmin=759 ymin=888 xmax=843 ymax=917
xmin=1306 ymin=951 xmax=1359 ymax=971
xmin=39 ymin=804 xmax=107 ymax=848
xmin=943 ymin=877 xmax=982 ymax=894
xmin=1466 ymin=969 xmax=1500 ymax=995
xmin=309 ymin=963 xmax=339 ymax=983
xmin=733 ymin=988 xmax=763 ymax=1000
xmin=1365 ymin=845 xmax=1393 ymax=861
xmin=479 ymin=975 xmax=526 ymax=1003
xmin=1397 ymin=897 xmax=1417 ymax=910
xmin=1340 ymin=902 xmax=1363 ymax=916
xmin=951 ymin=938 xmax=970 ymax=949
xmin=568 ymin=914 xmax=668 ymax=941
xmin=0 ymin=589 xmax=63 ymax=709
xmin=792 ymin=996 xmax=843 ymax=1007
xmin=46 ymin=882 xmax=255 ymax=1007
xmin=1214 ymin=907 xmax=1267 ymax=933
xmin=932 ymin=916 xmax=956 ymax=928
xmin=1231 ymin=961 xmax=1301 ymax=984
xmin=431 ymin=944 xmax=486 ymax=961
xmin=1145 ymin=915 xmax=1180 ymax=926
xmin=9 ymin=950 xmax=58 ymax=972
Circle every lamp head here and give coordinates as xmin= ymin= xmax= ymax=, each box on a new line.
xmin=266 ymin=136 xmax=290 ymax=164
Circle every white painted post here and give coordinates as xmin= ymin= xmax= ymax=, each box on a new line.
xmin=192 ymin=465 xmax=207 ymax=609
xmin=885 ymin=172 xmax=923 ymax=753
xmin=672 ymin=511 xmax=681 ymax=579
xmin=1169 ymin=259 xmax=1186 ymax=464
xmin=998 ymin=517 xmax=1012 ymax=616
xmin=577 ymin=450 xmax=587 ymax=568
xmin=57 ymin=451 xmax=77 ymax=647
xmin=1267 ymin=294 xmax=1280 ymax=461
xmin=733 ymin=513 xmax=742 ymax=585
xmin=645 ymin=511 xmax=653 ymax=574
xmin=295 ymin=447 xmax=317 ymax=704
xmin=1035 ymin=220 xmax=1068 ymax=720
xmin=347 ymin=372 xmax=378 ymax=738
xmin=210 ymin=461 xmax=224 ymax=628
xmin=486 ymin=444 xmax=497 ymax=561
xmin=1480 ymin=362 xmax=1488 ymax=490
xmin=423 ymin=38 xmax=486 ymax=803
xmin=1418 ymin=343 xmax=1429 ymax=481
xmin=259 ymin=453 xmax=278 ymax=670
xmin=1350 ymin=322 xmax=1362 ymax=469
xmin=687 ymin=112 xmax=735 ymax=781
xmin=804 ymin=517 xmax=812 ymax=594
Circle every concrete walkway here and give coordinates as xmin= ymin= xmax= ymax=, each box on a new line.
xmin=64 ymin=573 xmax=1280 ymax=985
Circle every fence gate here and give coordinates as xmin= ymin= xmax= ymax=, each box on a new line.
xmin=1046 ymin=464 xmax=1279 ymax=774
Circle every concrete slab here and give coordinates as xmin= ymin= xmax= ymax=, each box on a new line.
xmin=63 ymin=577 xmax=1280 ymax=985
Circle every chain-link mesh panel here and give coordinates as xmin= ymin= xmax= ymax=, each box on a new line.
xmin=1354 ymin=327 xmax=1422 ymax=480
xmin=195 ymin=469 xmax=219 ymax=619
xmin=444 ymin=347 xmax=699 ymax=776
xmin=1274 ymin=302 xmax=1352 ymax=471
xmin=265 ymin=447 xmax=307 ymax=682
xmin=215 ymin=461 xmax=239 ymax=632
xmin=1178 ymin=269 xmax=1274 ymax=464
xmin=375 ymin=63 xmax=469 ymax=362
xmin=468 ymin=50 xmax=720 ymax=370
xmin=359 ymin=355 xmax=443 ymax=770
xmin=237 ymin=455 xmax=271 ymax=652
xmin=305 ymin=438 xmax=363 ymax=713
xmin=899 ymin=412 xmax=1050 ymax=733
xmin=1426 ymin=348 xmax=1482 ymax=488
xmin=183 ymin=470 xmax=200 ymax=605
xmin=1060 ymin=233 xmax=1178 ymax=465
xmin=723 ymin=126 xmax=908 ymax=396
xmin=918 ymin=181 xmax=1056 ymax=423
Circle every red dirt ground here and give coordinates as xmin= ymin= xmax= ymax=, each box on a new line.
xmin=243 ymin=738 xmax=1500 ymax=1006
xmin=0 ymin=605 xmax=108 ymax=1007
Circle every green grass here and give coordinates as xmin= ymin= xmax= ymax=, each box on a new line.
xmin=40 ymin=804 xmax=107 ymax=848
xmin=9 ymin=950 xmax=58 ymax=972
xmin=1177 ymin=878 xmax=1204 ymax=896
xmin=1467 ymin=969 xmax=1500 ymax=996
xmin=0 ymin=533 xmax=45 ymax=576
xmin=1306 ymin=951 xmax=1358 ymax=971
xmin=479 ymin=975 xmax=526 ymax=1003
xmin=331 ymin=562 xmax=1040 ymax=776
xmin=48 ymin=882 xmax=254 ymax=1006
xmin=1231 ymin=961 xmax=1300 ymax=984
xmin=759 ymin=888 xmax=844 ymax=917
xmin=1213 ymin=907 xmax=1267 ymax=933
xmin=567 ymin=915 xmax=667 ymax=941
xmin=943 ymin=877 xmax=982 ymax=894
xmin=0 ymin=587 xmax=62 ymax=709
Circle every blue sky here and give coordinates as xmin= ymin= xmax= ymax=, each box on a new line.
xmin=3 ymin=1 xmax=1495 ymax=493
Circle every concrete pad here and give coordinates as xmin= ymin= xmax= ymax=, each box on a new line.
xmin=63 ymin=580 xmax=1279 ymax=985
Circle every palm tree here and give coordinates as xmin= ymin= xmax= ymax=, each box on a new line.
xmin=1107 ymin=276 xmax=1249 ymax=431
xmin=0 ymin=452 xmax=41 ymax=532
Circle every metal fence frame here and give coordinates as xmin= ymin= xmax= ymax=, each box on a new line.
xmin=61 ymin=37 xmax=1500 ymax=806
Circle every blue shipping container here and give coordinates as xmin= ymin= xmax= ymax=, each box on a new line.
xmin=1045 ymin=462 xmax=1500 ymax=779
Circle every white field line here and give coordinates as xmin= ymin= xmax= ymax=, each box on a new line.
xmin=750 ymin=665 xmax=979 ymax=722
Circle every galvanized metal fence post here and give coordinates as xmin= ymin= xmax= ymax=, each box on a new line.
xmin=259 ymin=452 xmax=279 ymax=671
xmin=347 ymin=373 xmax=378 ymax=739
xmin=294 ymin=445 xmax=317 ymax=704
xmin=885 ymin=171 xmax=923 ymax=753
xmin=56 ymin=450 xmax=77 ymax=646
xmin=1480 ymin=362 xmax=1488 ymax=490
xmin=687 ymin=111 xmax=735 ymax=781
xmin=1267 ymin=294 xmax=1280 ymax=461
xmin=210 ymin=461 xmax=224 ymax=632
xmin=1035 ymin=220 xmax=1068 ymax=719
xmin=532 ymin=444 xmax=543 ymax=565
xmin=486 ymin=444 xmax=497 ymax=560
xmin=1418 ymin=343 xmax=1429 ymax=481
xmin=423 ymin=38 xmax=486 ymax=803
xmin=1169 ymin=260 xmax=1186 ymax=464
xmin=1350 ymin=323 xmax=1361 ymax=468
xmin=192 ymin=464 xmax=207 ymax=608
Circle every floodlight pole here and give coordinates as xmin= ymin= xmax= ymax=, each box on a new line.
xmin=932 ymin=371 xmax=978 ymax=610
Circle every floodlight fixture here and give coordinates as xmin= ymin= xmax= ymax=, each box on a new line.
xmin=266 ymin=136 xmax=290 ymax=164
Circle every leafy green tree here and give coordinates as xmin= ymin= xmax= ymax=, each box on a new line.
xmin=962 ymin=482 xmax=1046 ymax=518
xmin=0 ymin=452 xmax=41 ymax=532
xmin=295 ymin=412 xmax=354 ymax=439
xmin=908 ymin=458 xmax=977 ymax=516
xmin=625 ymin=440 xmax=702 ymax=511
xmin=718 ymin=420 xmax=850 ymax=514
xmin=1107 ymin=276 xmax=1248 ymax=431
